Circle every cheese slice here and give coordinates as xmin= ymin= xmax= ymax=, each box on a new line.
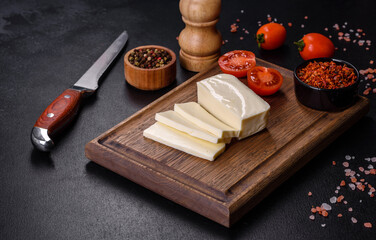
xmin=197 ymin=74 xmax=270 ymax=139
xmin=155 ymin=110 xmax=226 ymax=143
xmin=174 ymin=102 xmax=238 ymax=138
xmin=143 ymin=122 xmax=225 ymax=161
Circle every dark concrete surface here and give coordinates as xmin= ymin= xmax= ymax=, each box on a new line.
xmin=0 ymin=0 xmax=375 ymax=239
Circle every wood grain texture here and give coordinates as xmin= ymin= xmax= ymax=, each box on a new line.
xmin=124 ymin=45 xmax=176 ymax=90
xmin=178 ymin=0 xmax=222 ymax=72
xmin=85 ymin=59 xmax=369 ymax=227
xmin=34 ymin=88 xmax=82 ymax=134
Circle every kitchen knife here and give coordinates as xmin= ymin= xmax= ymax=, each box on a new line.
xmin=31 ymin=31 xmax=128 ymax=152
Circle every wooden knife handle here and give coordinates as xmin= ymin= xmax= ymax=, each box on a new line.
xmin=33 ymin=88 xmax=83 ymax=139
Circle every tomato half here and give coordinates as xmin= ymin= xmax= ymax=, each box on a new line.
xmin=294 ymin=33 xmax=335 ymax=60
xmin=247 ymin=66 xmax=283 ymax=96
xmin=256 ymin=23 xmax=286 ymax=50
xmin=218 ymin=50 xmax=256 ymax=78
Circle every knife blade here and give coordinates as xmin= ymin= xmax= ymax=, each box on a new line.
xmin=31 ymin=31 xmax=128 ymax=152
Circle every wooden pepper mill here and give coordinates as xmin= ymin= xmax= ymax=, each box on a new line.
xmin=178 ymin=0 xmax=222 ymax=72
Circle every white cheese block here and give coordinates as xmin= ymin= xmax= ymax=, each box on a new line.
xmin=143 ymin=122 xmax=225 ymax=161
xmin=155 ymin=110 xmax=226 ymax=143
xmin=174 ymin=102 xmax=238 ymax=139
xmin=197 ymin=73 xmax=270 ymax=139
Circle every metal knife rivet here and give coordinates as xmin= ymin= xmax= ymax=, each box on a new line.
xmin=64 ymin=95 xmax=71 ymax=99
xmin=47 ymin=113 xmax=54 ymax=118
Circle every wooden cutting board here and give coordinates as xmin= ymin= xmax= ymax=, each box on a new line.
xmin=85 ymin=59 xmax=369 ymax=227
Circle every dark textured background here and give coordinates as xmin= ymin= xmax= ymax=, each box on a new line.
xmin=1 ymin=0 xmax=375 ymax=239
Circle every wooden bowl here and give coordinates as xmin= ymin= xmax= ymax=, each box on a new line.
xmin=124 ymin=45 xmax=176 ymax=90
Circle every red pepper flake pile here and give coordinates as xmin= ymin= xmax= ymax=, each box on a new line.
xmin=297 ymin=61 xmax=357 ymax=89
xmin=128 ymin=48 xmax=172 ymax=69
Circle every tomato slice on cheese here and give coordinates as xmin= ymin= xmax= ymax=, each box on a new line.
xmin=218 ymin=50 xmax=256 ymax=78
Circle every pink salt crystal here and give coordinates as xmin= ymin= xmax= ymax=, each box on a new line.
xmin=373 ymin=88 xmax=376 ymax=94
xmin=365 ymin=170 xmax=370 ymax=175
xmin=351 ymin=217 xmax=358 ymax=223
xmin=343 ymin=162 xmax=349 ymax=167
xmin=371 ymin=157 xmax=376 ymax=162
xmin=309 ymin=215 xmax=315 ymax=220
xmin=343 ymin=200 xmax=348 ymax=205
xmin=359 ymin=167 xmax=365 ymax=172
xmin=348 ymin=207 xmax=353 ymax=212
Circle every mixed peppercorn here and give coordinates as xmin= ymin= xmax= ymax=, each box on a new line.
xmin=128 ymin=48 xmax=172 ymax=69
xmin=297 ymin=61 xmax=357 ymax=89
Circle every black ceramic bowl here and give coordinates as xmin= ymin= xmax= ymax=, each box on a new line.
xmin=293 ymin=58 xmax=360 ymax=111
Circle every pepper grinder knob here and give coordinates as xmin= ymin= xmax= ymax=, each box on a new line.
xmin=178 ymin=0 xmax=222 ymax=72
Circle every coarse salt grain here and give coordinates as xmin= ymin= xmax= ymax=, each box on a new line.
xmin=330 ymin=196 xmax=337 ymax=203
xmin=321 ymin=224 xmax=326 ymax=228
xmin=367 ymin=164 xmax=374 ymax=169
xmin=345 ymin=155 xmax=351 ymax=160
xmin=364 ymin=222 xmax=372 ymax=228
xmin=349 ymin=183 xmax=356 ymax=190
xmin=321 ymin=203 xmax=332 ymax=211
xmin=371 ymin=157 xmax=376 ymax=162
xmin=309 ymin=215 xmax=315 ymax=220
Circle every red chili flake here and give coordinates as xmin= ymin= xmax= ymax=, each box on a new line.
xmin=340 ymin=180 xmax=346 ymax=186
xmin=357 ymin=184 xmax=365 ymax=191
xmin=236 ymin=19 xmax=240 ymax=22
xmin=311 ymin=207 xmax=317 ymax=213
xmin=338 ymin=32 xmax=344 ymax=36
xmin=351 ymin=177 xmax=357 ymax=183
xmin=267 ymin=17 xmax=272 ymax=22
xmin=364 ymin=222 xmax=372 ymax=228
xmin=230 ymin=23 xmax=238 ymax=33
xmin=304 ymin=16 xmax=308 ymax=19
xmin=370 ymin=169 xmax=376 ymax=175
xmin=337 ymin=195 xmax=345 ymax=202
xmin=297 ymin=61 xmax=357 ymax=89
xmin=370 ymin=60 xmax=374 ymax=64
xmin=239 ymin=37 xmax=244 ymax=40
xmin=322 ymin=210 xmax=328 ymax=217
xmin=357 ymin=29 xmax=363 ymax=32
xmin=363 ymin=87 xmax=372 ymax=95
xmin=367 ymin=74 xmax=374 ymax=79
xmin=337 ymin=213 xmax=343 ymax=218
xmin=308 ymin=192 xmax=312 ymax=196
xmin=288 ymin=22 xmax=292 ymax=27
xmin=332 ymin=161 xmax=336 ymax=166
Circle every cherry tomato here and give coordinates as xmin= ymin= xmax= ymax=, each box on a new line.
xmin=218 ymin=50 xmax=256 ymax=78
xmin=256 ymin=23 xmax=286 ymax=50
xmin=247 ymin=66 xmax=283 ymax=96
xmin=294 ymin=33 xmax=335 ymax=60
